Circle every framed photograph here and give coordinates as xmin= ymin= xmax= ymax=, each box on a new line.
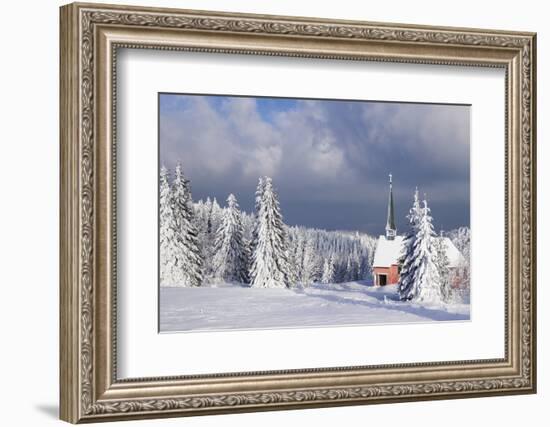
xmin=60 ymin=2 xmax=537 ymax=423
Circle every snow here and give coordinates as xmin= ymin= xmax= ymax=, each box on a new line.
xmin=372 ymin=235 xmax=404 ymax=267
xmin=159 ymin=281 xmax=470 ymax=332
xmin=372 ymin=235 xmax=464 ymax=268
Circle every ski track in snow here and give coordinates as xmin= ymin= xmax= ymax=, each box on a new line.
xmin=159 ymin=281 xmax=470 ymax=332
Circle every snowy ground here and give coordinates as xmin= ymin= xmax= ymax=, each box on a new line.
xmin=160 ymin=281 xmax=470 ymax=333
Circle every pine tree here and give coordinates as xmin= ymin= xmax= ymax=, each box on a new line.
xmin=250 ymin=177 xmax=291 ymax=288
xmin=200 ymin=197 xmax=222 ymax=280
xmin=249 ymin=177 xmax=265 ymax=261
xmin=210 ymin=198 xmax=223 ymax=233
xmin=448 ymin=226 xmax=471 ymax=302
xmin=159 ymin=165 xmax=176 ymax=286
xmin=254 ymin=176 xmax=266 ymax=212
xmin=434 ymin=234 xmax=451 ymax=301
xmin=398 ymin=188 xmax=422 ymax=300
xmin=321 ymin=255 xmax=335 ymax=284
xmin=212 ymin=194 xmax=249 ymax=283
xmin=302 ymin=237 xmax=320 ymax=285
xmin=345 ymin=257 xmax=356 ymax=282
xmin=205 ymin=197 xmax=214 ymax=234
xmin=283 ymin=226 xmax=300 ymax=287
xmin=409 ymin=199 xmax=442 ymax=303
xmin=171 ymin=163 xmax=203 ymax=287
xmin=291 ymin=230 xmax=306 ymax=283
xmin=193 ymin=200 xmax=210 ymax=279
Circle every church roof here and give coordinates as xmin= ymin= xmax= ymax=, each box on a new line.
xmin=372 ymin=235 xmax=465 ymax=268
xmin=373 ymin=235 xmax=404 ymax=267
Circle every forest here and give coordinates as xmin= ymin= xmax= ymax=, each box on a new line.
xmin=160 ymin=163 xmax=470 ymax=301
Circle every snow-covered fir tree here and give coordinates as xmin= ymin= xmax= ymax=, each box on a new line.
xmin=193 ymin=199 xmax=210 ymax=278
xmin=162 ymin=166 xmax=377 ymax=288
xmin=250 ymin=177 xmax=291 ymax=288
xmin=408 ymin=199 xmax=443 ymax=303
xmin=398 ymin=188 xmax=422 ymax=300
xmin=193 ymin=197 xmax=224 ymax=281
xmin=301 ymin=237 xmax=321 ymax=285
xmin=192 ymin=196 xmax=376 ymax=287
xmin=285 ymin=226 xmax=375 ymax=286
xmin=159 ymin=166 xmax=177 ymax=286
xmin=446 ymin=226 xmax=471 ymax=302
xmin=212 ymin=194 xmax=249 ymax=283
xmin=321 ymin=255 xmax=335 ymax=284
xmin=288 ymin=231 xmax=306 ymax=284
xmin=434 ymin=233 xmax=451 ymax=301
xmin=344 ymin=256 xmax=356 ymax=282
xmin=248 ymin=177 xmax=264 ymax=271
xmin=171 ymin=163 xmax=203 ymax=287
xmin=447 ymin=226 xmax=470 ymax=258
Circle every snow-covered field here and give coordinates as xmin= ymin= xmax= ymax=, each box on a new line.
xmin=160 ymin=281 xmax=470 ymax=333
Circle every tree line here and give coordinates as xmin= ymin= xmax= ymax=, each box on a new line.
xmin=160 ymin=164 xmax=376 ymax=288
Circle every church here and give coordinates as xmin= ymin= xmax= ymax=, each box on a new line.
xmin=372 ymin=175 xmax=464 ymax=286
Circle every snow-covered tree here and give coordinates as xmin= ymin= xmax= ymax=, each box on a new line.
xmin=284 ymin=225 xmax=375 ymax=285
xmin=434 ymin=234 xmax=451 ymax=301
xmin=195 ymin=197 xmax=224 ymax=281
xmin=254 ymin=176 xmax=266 ymax=212
xmin=343 ymin=255 xmax=361 ymax=282
xmin=288 ymin=230 xmax=305 ymax=283
xmin=321 ymin=255 xmax=335 ymax=284
xmin=209 ymin=198 xmax=223 ymax=235
xmin=249 ymin=177 xmax=266 ymax=263
xmin=193 ymin=200 xmax=210 ymax=279
xmin=447 ymin=226 xmax=471 ymax=302
xmin=159 ymin=166 xmax=176 ymax=286
xmin=186 ymin=180 xmax=377 ymax=288
xmin=398 ymin=188 xmax=422 ymax=299
xmin=406 ymin=199 xmax=443 ymax=303
xmin=301 ymin=237 xmax=320 ymax=285
xmin=250 ymin=177 xmax=291 ymax=288
xmin=447 ymin=226 xmax=470 ymax=258
xmin=212 ymin=194 xmax=249 ymax=283
xmin=171 ymin=163 xmax=203 ymax=287
xmin=283 ymin=231 xmax=299 ymax=288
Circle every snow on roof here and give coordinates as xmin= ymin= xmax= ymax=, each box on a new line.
xmin=372 ymin=235 xmax=465 ymax=268
xmin=373 ymin=235 xmax=404 ymax=267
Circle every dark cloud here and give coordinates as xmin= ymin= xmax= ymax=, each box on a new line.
xmin=160 ymin=94 xmax=470 ymax=235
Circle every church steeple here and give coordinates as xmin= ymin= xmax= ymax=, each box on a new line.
xmin=385 ymin=173 xmax=397 ymax=240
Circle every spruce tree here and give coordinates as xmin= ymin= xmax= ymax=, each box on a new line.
xmin=249 ymin=177 xmax=265 ymax=261
xmin=193 ymin=200 xmax=210 ymax=279
xmin=345 ymin=257 xmax=354 ymax=282
xmin=302 ymin=237 xmax=320 ymax=285
xmin=434 ymin=234 xmax=451 ymax=301
xmin=398 ymin=188 xmax=422 ymax=300
xmin=250 ymin=177 xmax=291 ymax=288
xmin=409 ymin=199 xmax=443 ymax=303
xmin=212 ymin=194 xmax=249 ymax=283
xmin=292 ymin=230 xmax=306 ymax=283
xmin=448 ymin=226 xmax=471 ymax=302
xmin=159 ymin=165 xmax=176 ymax=286
xmin=171 ymin=163 xmax=203 ymax=287
xmin=321 ymin=255 xmax=335 ymax=284
xmin=205 ymin=197 xmax=214 ymax=234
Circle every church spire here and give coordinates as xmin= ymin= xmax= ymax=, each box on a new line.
xmin=385 ymin=173 xmax=396 ymax=240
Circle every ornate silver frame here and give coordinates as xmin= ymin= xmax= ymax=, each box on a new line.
xmin=60 ymin=2 xmax=537 ymax=423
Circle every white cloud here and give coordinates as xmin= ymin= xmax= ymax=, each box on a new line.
xmin=159 ymin=95 xmax=470 ymax=232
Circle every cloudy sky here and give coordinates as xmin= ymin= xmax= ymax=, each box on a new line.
xmin=159 ymin=93 xmax=470 ymax=235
